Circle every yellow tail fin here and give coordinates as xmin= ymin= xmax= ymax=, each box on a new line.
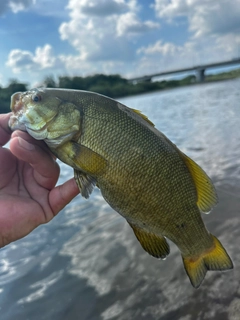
xmin=182 ymin=234 xmax=233 ymax=288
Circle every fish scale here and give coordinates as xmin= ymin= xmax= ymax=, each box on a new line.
xmin=9 ymin=88 xmax=233 ymax=288
xmin=79 ymin=96 xmax=214 ymax=247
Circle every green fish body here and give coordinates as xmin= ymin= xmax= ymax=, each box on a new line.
xmin=9 ymin=88 xmax=233 ymax=288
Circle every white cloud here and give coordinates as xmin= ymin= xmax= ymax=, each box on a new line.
xmin=0 ymin=0 xmax=35 ymax=15
xmin=59 ymin=0 xmax=159 ymax=62
xmin=6 ymin=49 xmax=35 ymax=73
xmin=77 ymin=0 xmax=129 ymax=16
xmin=4 ymin=0 xmax=240 ymax=84
xmin=59 ymin=54 xmax=131 ymax=76
xmin=138 ymin=40 xmax=178 ymax=56
xmin=34 ymin=45 xmax=56 ymax=69
xmin=136 ymin=40 xmax=188 ymax=76
xmin=116 ymin=12 xmax=160 ymax=36
xmin=190 ymin=1 xmax=240 ymax=37
xmin=31 ymin=0 xmax=68 ymax=17
xmin=127 ymin=0 xmax=240 ymax=78
xmin=6 ymin=44 xmax=58 ymax=73
xmin=136 ymin=34 xmax=240 ymax=78
xmin=153 ymin=0 xmax=240 ymax=38
xmin=5 ymin=42 xmax=134 ymax=81
xmin=153 ymin=0 xmax=190 ymax=19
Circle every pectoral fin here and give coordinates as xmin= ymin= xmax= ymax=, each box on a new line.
xmin=55 ymin=142 xmax=108 ymax=176
xmin=74 ymin=170 xmax=96 ymax=199
xmin=71 ymin=143 xmax=108 ymax=176
xmin=128 ymin=223 xmax=170 ymax=259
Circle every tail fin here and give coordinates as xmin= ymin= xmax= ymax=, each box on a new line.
xmin=182 ymin=234 xmax=233 ymax=288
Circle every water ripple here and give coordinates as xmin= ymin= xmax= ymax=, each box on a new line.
xmin=1 ymin=79 xmax=240 ymax=319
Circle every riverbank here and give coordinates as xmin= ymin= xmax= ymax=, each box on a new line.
xmin=1 ymin=68 xmax=240 ymax=113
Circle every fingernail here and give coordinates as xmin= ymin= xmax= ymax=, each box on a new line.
xmin=12 ymin=131 xmax=20 ymax=137
xmin=18 ymin=137 xmax=35 ymax=151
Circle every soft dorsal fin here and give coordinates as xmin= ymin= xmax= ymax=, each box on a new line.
xmin=179 ymin=151 xmax=218 ymax=213
xmin=131 ymin=109 xmax=155 ymax=127
xmin=128 ymin=222 xmax=170 ymax=259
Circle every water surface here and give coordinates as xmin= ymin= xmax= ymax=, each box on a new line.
xmin=1 ymin=79 xmax=240 ymax=319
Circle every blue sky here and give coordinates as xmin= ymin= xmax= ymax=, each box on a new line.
xmin=0 ymin=0 xmax=240 ymax=86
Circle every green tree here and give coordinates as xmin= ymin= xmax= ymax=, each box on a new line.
xmin=8 ymin=79 xmax=27 ymax=93
xmin=0 ymin=80 xmax=27 ymax=114
xmin=58 ymin=76 xmax=73 ymax=89
xmin=43 ymin=75 xmax=56 ymax=88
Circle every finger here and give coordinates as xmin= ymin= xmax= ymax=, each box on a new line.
xmin=0 ymin=148 xmax=17 ymax=189
xmin=0 ymin=113 xmax=12 ymax=146
xmin=10 ymin=136 xmax=60 ymax=190
xmin=49 ymin=178 xmax=80 ymax=217
xmin=11 ymin=130 xmax=56 ymax=159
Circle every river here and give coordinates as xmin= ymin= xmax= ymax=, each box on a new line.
xmin=1 ymin=78 xmax=240 ymax=319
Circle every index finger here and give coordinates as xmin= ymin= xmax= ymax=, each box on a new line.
xmin=0 ymin=113 xmax=12 ymax=146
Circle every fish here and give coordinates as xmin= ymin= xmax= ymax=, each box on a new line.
xmin=9 ymin=88 xmax=233 ymax=288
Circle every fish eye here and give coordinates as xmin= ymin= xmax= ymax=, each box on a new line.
xmin=32 ymin=94 xmax=42 ymax=103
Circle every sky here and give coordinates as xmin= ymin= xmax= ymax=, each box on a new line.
xmin=0 ymin=0 xmax=240 ymax=86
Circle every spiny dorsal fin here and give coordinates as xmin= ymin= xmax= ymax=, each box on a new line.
xmin=131 ymin=109 xmax=155 ymax=127
xmin=128 ymin=222 xmax=170 ymax=259
xmin=179 ymin=151 xmax=218 ymax=213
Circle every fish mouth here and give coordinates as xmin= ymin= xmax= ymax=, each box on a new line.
xmin=10 ymin=92 xmax=23 ymax=112
xmin=8 ymin=92 xmax=27 ymax=131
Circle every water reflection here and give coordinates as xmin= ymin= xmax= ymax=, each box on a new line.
xmin=18 ymin=271 xmax=64 ymax=304
xmin=1 ymin=79 xmax=240 ymax=319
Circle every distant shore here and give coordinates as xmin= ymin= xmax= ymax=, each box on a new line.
xmin=1 ymin=68 xmax=240 ymax=114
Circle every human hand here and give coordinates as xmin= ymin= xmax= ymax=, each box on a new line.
xmin=0 ymin=113 xmax=79 ymax=248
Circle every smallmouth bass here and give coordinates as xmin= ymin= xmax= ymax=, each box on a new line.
xmin=9 ymin=88 xmax=233 ymax=288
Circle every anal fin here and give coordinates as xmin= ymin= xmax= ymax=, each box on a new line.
xmin=128 ymin=222 xmax=170 ymax=259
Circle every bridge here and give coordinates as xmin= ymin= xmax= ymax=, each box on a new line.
xmin=128 ymin=58 xmax=240 ymax=83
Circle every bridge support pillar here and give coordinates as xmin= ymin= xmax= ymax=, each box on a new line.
xmin=196 ymin=68 xmax=205 ymax=82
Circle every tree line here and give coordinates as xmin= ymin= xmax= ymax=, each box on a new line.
xmin=0 ymin=74 xmax=196 ymax=114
